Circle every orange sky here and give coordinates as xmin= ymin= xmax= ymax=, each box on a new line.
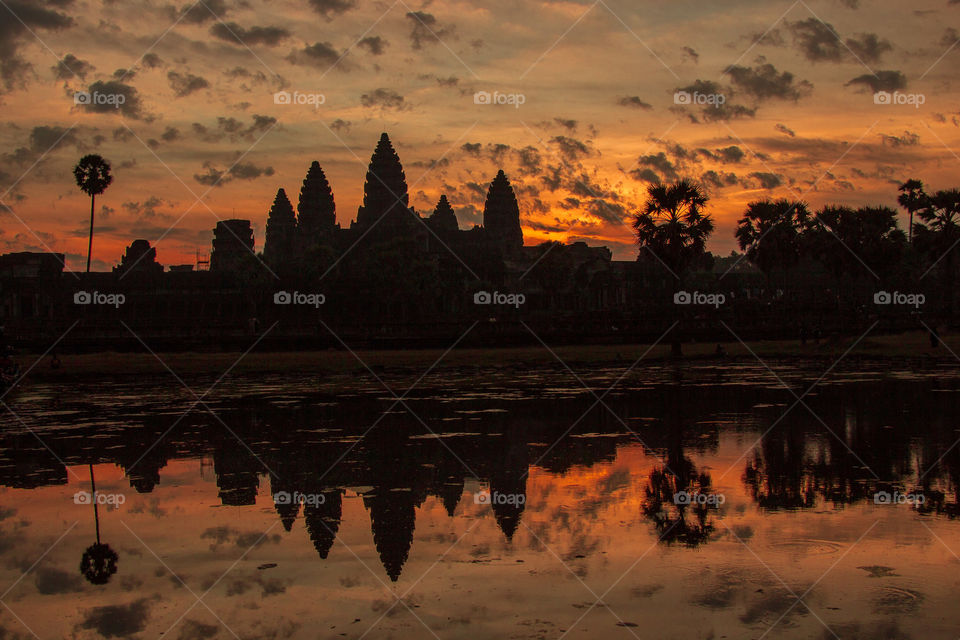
xmin=2 ymin=0 xmax=960 ymax=267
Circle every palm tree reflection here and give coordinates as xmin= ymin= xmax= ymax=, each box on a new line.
xmin=79 ymin=464 xmax=118 ymax=585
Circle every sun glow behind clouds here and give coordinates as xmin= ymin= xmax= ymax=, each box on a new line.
xmin=0 ymin=0 xmax=958 ymax=267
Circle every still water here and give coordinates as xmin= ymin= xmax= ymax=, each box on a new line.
xmin=1 ymin=361 xmax=959 ymax=639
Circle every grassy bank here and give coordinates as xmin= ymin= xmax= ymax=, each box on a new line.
xmin=12 ymin=330 xmax=958 ymax=382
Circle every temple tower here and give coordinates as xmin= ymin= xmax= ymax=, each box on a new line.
xmin=209 ymin=219 xmax=254 ymax=272
xmin=482 ymin=170 xmax=523 ymax=251
xmin=297 ymin=161 xmax=337 ymax=252
xmin=263 ymin=188 xmax=297 ymax=270
xmin=427 ymin=195 xmax=459 ymax=233
xmin=354 ymin=133 xmax=415 ymax=235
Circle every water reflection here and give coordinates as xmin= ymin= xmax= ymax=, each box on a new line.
xmin=2 ymin=364 xmax=960 ymax=589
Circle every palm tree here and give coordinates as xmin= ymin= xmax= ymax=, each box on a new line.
xmin=633 ymin=180 xmax=714 ymax=355
xmin=735 ymin=199 xmax=811 ymax=289
xmin=79 ymin=464 xmax=118 ymax=585
xmin=913 ymin=188 xmax=960 ymax=315
xmin=73 ymin=155 xmax=113 ymax=273
xmin=898 ymin=179 xmax=927 ymax=245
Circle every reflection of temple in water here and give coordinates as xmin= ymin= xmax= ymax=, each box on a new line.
xmin=3 ymin=374 xmax=960 ymax=578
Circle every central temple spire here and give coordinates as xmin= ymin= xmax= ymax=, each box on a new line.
xmin=355 ymin=133 xmax=415 ymax=233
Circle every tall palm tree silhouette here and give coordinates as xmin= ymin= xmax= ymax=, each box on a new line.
xmin=79 ymin=464 xmax=118 ymax=585
xmin=73 ymin=155 xmax=113 ymax=273
xmin=633 ymin=180 xmax=714 ymax=355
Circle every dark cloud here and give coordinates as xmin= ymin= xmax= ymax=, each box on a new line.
xmin=788 ymin=18 xmax=845 ymax=62
xmin=0 ymin=1 xmax=74 ymax=91
xmin=699 ymin=103 xmax=756 ymax=122
xmin=461 ymin=142 xmax=481 ymax=156
xmin=846 ymin=33 xmax=893 ymax=64
xmin=229 ymin=161 xmax=274 ymax=179
xmin=360 ymin=88 xmax=406 ymax=109
xmin=550 ymin=136 xmax=591 ymax=161
xmin=406 ymin=11 xmax=453 ymax=50
xmin=775 ymin=123 xmax=796 ymax=137
xmin=79 ymin=79 xmax=144 ymax=118
xmin=358 ymin=36 xmax=386 ymax=55
xmin=210 ymin=22 xmax=290 ymax=46
xmin=330 ymin=118 xmax=350 ymax=132
xmin=845 ymin=70 xmax=907 ymax=93
xmin=618 ymin=96 xmax=652 ymax=109
xmin=175 ymin=0 xmax=227 ymax=24
xmin=29 ymin=125 xmax=79 ymax=152
xmin=192 ymin=114 xmax=276 ymax=142
xmin=77 ymin=598 xmax=153 ymax=638
xmin=308 ymin=0 xmax=356 ymax=21
xmin=880 ymin=131 xmax=920 ymax=147
xmin=748 ymin=172 xmax=782 ymax=189
xmin=122 ymin=195 xmax=168 ymax=217
xmin=141 ymin=52 xmax=163 ymax=69
xmin=167 ymin=70 xmax=209 ymax=97
xmin=715 ymin=146 xmax=745 ymax=163
xmin=682 ymin=46 xmax=699 ymax=63
xmin=788 ymin=19 xmax=891 ymax=64
xmin=554 ymin=118 xmax=577 ymax=131
xmin=161 ymin=126 xmax=180 ymax=142
xmin=288 ymin=41 xmax=341 ymax=68
xmin=193 ymin=162 xmax=226 ymax=187
xmin=726 ymin=63 xmax=812 ymax=101
xmin=35 ymin=566 xmax=83 ymax=594
xmin=700 ymin=170 xmax=739 ymax=189
xmin=177 ymin=620 xmax=219 ymax=640
xmin=52 ymin=53 xmax=93 ymax=80
xmin=631 ymin=152 xmax=677 ymax=182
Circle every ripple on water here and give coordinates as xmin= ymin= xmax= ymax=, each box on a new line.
xmin=767 ymin=538 xmax=845 ymax=556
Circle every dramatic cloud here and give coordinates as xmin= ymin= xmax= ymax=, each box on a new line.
xmin=0 ymin=1 xmax=74 ymax=91
xmin=210 ymin=22 xmax=290 ymax=46
xmin=845 ymin=70 xmax=907 ymax=93
xmin=748 ymin=171 xmax=783 ymax=189
xmin=788 ymin=19 xmax=891 ymax=64
xmin=846 ymin=33 xmax=893 ymax=64
xmin=618 ymin=96 xmax=652 ymax=109
xmin=726 ymin=63 xmax=812 ymax=101
xmin=174 ymin=0 xmax=229 ymax=24
xmin=167 ymin=71 xmax=209 ymax=97
xmin=360 ymin=88 xmax=406 ymax=109
xmin=406 ymin=11 xmax=453 ymax=50
xmin=78 ymin=79 xmax=145 ymax=118
xmin=358 ymin=36 xmax=386 ymax=55
xmin=77 ymin=599 xmax=153 ymax=638
xmin=308 ymin=0 xmax=356 ymax=21
xmin=775 ymin=123 xmax=796 ymax=137
xmin=288 ymin=42 xmax=341 ymax=68
xmin=52 ymin=53 xmax=93 ymax=80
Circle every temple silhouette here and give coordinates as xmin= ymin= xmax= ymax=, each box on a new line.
xmin=0 ymin=132 xmax=643 ymax=351
xmin=0 ymin=370 xmax=955 ymax=580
